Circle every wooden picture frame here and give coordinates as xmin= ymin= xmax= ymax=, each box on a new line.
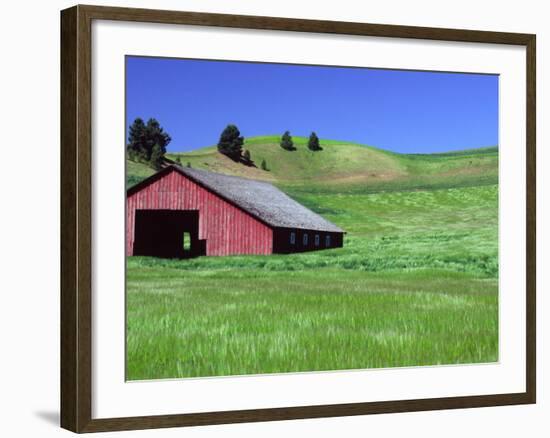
xmin=60 ymin=4 xmax=536 ymax=433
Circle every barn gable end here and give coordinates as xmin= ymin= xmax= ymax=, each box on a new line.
xmin=127 ymin=168 xmax=273 ymax=256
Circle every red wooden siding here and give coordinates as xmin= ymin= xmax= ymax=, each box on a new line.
xmin=127 ymin=169 xmax=273 ymax=256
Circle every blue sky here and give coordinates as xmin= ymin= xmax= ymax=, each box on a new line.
xmin=126 ymin=56 xmax=498 ymax=154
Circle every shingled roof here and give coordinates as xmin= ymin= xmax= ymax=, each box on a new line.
xmin=130 ymin=165 xmax=344 ymax=233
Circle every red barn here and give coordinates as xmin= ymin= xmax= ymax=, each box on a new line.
xmin=126 ymin=165 xmax=344 ymax=258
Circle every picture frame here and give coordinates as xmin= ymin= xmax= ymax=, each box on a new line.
xmin=60 ymin=4 xmax=536 ymax=433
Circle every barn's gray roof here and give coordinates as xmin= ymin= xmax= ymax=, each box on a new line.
xmin=173 ymin=165 xmax=344 ymax=233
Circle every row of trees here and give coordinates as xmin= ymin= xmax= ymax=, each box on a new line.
xmin=127 ymin=119 xmax=323 ymax=173
xmin=215 ymin=125 xmax=322 ymax=172
xmin=280 ymin=131 xmax=322 ymax=151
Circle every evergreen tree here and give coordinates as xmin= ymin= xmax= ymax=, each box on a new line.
xmin=150 ymin=144 xmax=164 ymax=170
xmin=307 ymin=132 xmax=322 ymax=151
xmin=126 ymin=117 xmax=171 ymax=163
xmin=280 ymin=131 xmax=295 ymax=151
xmin=127 ymin=118 xmax=146 ymax=160
xmin=243 ymin=149 xmax=251 ymax=162
xmin=175 ymin=156 xmax=182 ymax=166
xmin=261 ymin=159 xmax=268 ymax=171
xmin=217 ymin=124 xmax=244 ymax=160
xmin=143 ymin=118 xmax=171 ymax=160
xmin=187 ymin=162 xmax=192 ymax=168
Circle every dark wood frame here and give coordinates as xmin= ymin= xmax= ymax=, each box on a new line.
xmin=61 ymin=4 xmax=536 ymax=433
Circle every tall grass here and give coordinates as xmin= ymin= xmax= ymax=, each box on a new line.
xmin=127 ymin=270 xmax=498 ymax=379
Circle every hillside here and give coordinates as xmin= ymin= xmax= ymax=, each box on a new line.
xmin=127 ymin=136 xmax=498 ymax=193
xmin=126 ymin=135 xmax=498 ymax=379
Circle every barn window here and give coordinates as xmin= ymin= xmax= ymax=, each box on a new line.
xmin=325 ymin=235 xmax=331 ymax=247
xmin=290 ymin=232 xmax=296 ymax=245
xmin=315 ymin=234 xmax=320 ymax=246
xmin=303 ymin=233 xmax=308 ymax=245
xmin=183 ymin=232 xmax=191 ymax=251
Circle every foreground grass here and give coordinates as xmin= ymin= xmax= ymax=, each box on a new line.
xmin=127 ymin=269 xmax=498 ymax=380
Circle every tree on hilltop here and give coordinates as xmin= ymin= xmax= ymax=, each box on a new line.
xmin=217 ymin=124 xmax=244 ymax=161
xmin=280 ymin=131 xmax=296 ymax=151
xmin=307 ymin=132 xmax=322 ymax=151
xmin=127 ymin=117 xmax=146 ymax=161
xmin=150 ymin=144 xmax=164 ymax=170
xmin=127 ymin=117 xmax=171 ymax=167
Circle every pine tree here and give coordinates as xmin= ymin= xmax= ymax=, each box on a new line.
xmin=243 ymin=149 xmax=251 ymax=162
xmin=127 ymin=118 xmax=147 ymax=160
xmin=126 ymin=117 xmax=171 ymax=163
xmin=143 ymin=118 xmax=171 ymax=160
xmin=280 ymin=131 xmax=295 ymax=151
xmin=261 ymin=159 xmax=268 ymax=171
xmin=150 ymin=144 xmax=164 ymax=170
xmin=307 ymin=132 xmax=322 ymax=151
xmin=217 ymin=124 xmax=244 ymax=160
xmin=175 ymin=156 xmax=182 ymax=166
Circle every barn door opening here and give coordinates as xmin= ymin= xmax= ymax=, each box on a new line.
xmin=182 ymin=232 xmax=192 ymax=256
xmin=133 ymin=209 xmax=205 ymax=258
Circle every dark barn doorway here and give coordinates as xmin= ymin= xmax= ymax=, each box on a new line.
xmin=133 ymin=209 xmax=205 ymax=258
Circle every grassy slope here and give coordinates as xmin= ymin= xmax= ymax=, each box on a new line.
xmin=127 ymin=135 xmax=498 ymax=192
xmin=126 ymin=136 xmax=499 ymax=380
xmin=126 ymin=159 xmax=156 ymax=188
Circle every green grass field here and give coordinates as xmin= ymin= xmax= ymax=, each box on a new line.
xmin=126 ymin=137 xmax=499 ymax=380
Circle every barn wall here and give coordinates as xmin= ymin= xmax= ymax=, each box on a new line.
xmin=127 ymin=169 xmax=273 ymax=256
xmin=273 ymin=227 xmax=344 ymax=254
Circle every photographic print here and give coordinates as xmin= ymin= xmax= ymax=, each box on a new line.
xmin=125 ymin=56 xmax=499 ymax=381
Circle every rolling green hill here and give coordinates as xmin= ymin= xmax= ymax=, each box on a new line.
xmin=127 ymin=136 xmax=498 ymax=194
xmin=126 ymin=136 xmax=499 ymax=379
